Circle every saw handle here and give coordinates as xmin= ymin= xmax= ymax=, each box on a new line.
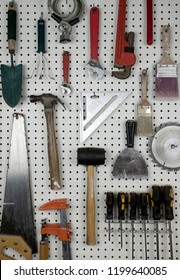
xmin=86 ymin=165 xmax=96 ymax=246
xmin=8 ymin=1 xmax=17 ymax=54
xmin=126 ymin=120 xmax=136 ymax=148
xmin=44 ymin=107 xmax=61 ymax=190
xmin=90 ymin=7 xmax=99 ymax=61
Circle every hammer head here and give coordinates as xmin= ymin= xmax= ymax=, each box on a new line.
xmin=77 ymin=147 xmax=106 ymax=166
xmin=30 ymin=93 xmax=66 ymax=109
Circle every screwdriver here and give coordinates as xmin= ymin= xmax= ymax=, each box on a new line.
xmin=139 ymin=192 xmax=149 ymax=260
xmin=106 ymin=191 xmax=115 ymax=241
xmin=162 ymin=185 xmax=174 ymax=260
xmin=117 ymin=192 xmax=127 ymax=249
xmin=150 ymin=185 xmax=162 ymax=260
xmin=129 ymin=192 xmax=138 ymax=260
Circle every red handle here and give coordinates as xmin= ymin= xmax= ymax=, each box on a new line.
xmin=90 ymin=7 xmax=99 ymax=61
xmin=147 ymin=0 xmax=153 ymax=45
xmin=63 ymin=51 xmax=70 ymax=84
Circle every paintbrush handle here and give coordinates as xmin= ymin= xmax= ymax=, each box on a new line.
xmin=161 ymin=25 xmax=175 ymax=65
xmin=141 ymin=69 xmax=148 ymax=102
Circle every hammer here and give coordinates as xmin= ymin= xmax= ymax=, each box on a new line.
xmin=77 ymin=147 xmax=106 ymax=245
xmin=30 ymin=93 xmax=66 ymax=190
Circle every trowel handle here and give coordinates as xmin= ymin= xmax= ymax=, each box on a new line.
xmin=126 ymin=120 xmax=136 ymax=148
xmin=44 ymin=107 xmax=61 ymax=190
xmin=8 ymin=1 xmax=17 ymax=54
xmin=86 ymin=165 xmax=96 ymax=246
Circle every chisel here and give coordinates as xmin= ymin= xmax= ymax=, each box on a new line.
xmin=106 ymin=192 xmax=115 ymax=241
xmin=162 ymin=185 xmax=174 ymax=260
xmin=129 ymin=192 xmax=138 ymax=260
xmin=139 ymin=192 xmax=149 ymax=260
xmin=117 ymin=192 xmax=126 ymax=249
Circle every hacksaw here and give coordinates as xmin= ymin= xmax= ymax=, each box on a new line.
xmin=79 ymin=91 xmax=131 ymax=142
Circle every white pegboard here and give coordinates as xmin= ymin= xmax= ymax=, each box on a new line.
xmin=0 ymin=0 xmax=180 ymax=260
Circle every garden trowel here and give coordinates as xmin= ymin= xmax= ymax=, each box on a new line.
xmin=0 ymin=113 xmax=37 ymax=254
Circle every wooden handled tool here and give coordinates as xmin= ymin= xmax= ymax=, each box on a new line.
xmin=77 ymin=147 xmax=106 ymax=245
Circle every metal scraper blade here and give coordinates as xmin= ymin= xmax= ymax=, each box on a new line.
xmin=79 ymin=91 xmax=131 ymax=142
xmin=1 ymin=113 xmax=37 ymax=254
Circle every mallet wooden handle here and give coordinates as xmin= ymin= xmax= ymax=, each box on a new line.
xmin=86 ymin=165 xmax=96 ymax=245
xmin=45 ymin=107 xmax=61 ymax=190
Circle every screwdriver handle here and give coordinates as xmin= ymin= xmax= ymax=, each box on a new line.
xmin=117 ymin=192 xmax=126 ymax=220
xmin=150 ymin=185 xmax=161 ymax=220
xmin=106 ymin=192 xmax=115 ymax=220
xmin=140 ymin=192 xmax=149 ymax=220
xmin=162 ymin=185 xmax=174 ymax=221
xmin=129 ymin=192 xmax=138 ymax=220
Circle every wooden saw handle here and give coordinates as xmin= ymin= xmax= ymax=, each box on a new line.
xmin=44 ymin=107 xmax=61 ymax=190
xmin=0 ymin=235 xmax=32 ymax=260
xmin=86 ymin=165 xmax=96 ymax=246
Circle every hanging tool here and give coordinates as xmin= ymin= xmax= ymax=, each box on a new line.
xmin=39 ymin=199 xmax=72 ymax=260
xmin=137 ymin=69 xmax=154 ymax=137
xmin=86 ymin=6 xmax=105 ymax=79
xmin=79 ymin=91 xmax=131 ymax=143
xmin=129 ymin=192 xmax=138 ymax=260
xmin=149 ymin=122 xmax=180 ymax=170
xmin=139 ymin=192 xmax=149 ymax=260
xmin=1 ymin=1 xmax=23 ymax=108
xmin=0 ymin=113 xmax=37 ymax=254
xmin=112 ymin=0 xmax=136 ymax=79
xmin=146 ymin=0 xmax=153 ymax=45
xmin=61 ymin=51 xmax=71 ymax=95
xmin=113 ymin=120 xmax=148 ymax=179
xmin=150 ymin=185 xmax=162 ymax=260
xmin=162 ymin=185 xmax=174 ymax=260
xmin=155 ymin=25 xmax=179 ymax=99
xmin=30 ymin=94 xmax=66 ymax=190
xmin=117 ymin=192 xmax=127 ymax=249
xmin=77 ymin=147 xmax=106 ymax=245
xmin=0 ymin=235 xmax=32 ymax=260
xmin=28 ymin=13 xmax=54 ymax=79
xmin=105 ymin=192 xmax=115 ymax=241
xmin=48 ymin=0 xmax=85 ymax=43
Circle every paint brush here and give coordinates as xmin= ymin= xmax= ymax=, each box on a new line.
xmin=155 ymin=25 xmax=179 ymax=99
xmin=137 ymin=69 xmax=153 ymax=136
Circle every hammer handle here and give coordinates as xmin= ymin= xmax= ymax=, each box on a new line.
xmin=44 ymin=107 xmax=61 ymax=190
xmin=86 ymin=165 xmax=96 ymax=245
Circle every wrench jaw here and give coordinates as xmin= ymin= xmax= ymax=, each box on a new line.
xmin=86 ymin=59 xmax=105 ymax=79
xmin=61 ymin=83 xmax=71 ymax=96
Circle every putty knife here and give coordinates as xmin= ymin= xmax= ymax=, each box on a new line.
xmin=79 ymin=91 xmax=131 ymax=142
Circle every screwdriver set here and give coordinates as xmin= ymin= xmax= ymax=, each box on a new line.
xmin=105 ymin=185 xmax=174 ymax=260
xmin=0 ymin=0 xmax=180 ymax=260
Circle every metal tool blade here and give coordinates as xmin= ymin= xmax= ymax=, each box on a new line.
xmin=79 ymin=91 xmax=131 ymax=142
xmin=1 ymin=113 xmax=37 ymax=254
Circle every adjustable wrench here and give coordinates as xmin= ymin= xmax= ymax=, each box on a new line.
xmin=86 ymin=6 xmax=104 ymax=79
xmin=112 ymin=0 xmax=136 ymax=79
xmin=61 ymin=51 xmax=71 ymax=95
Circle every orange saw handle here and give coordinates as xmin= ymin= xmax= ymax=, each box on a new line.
xmin=114 ymin=0 xmax=136 ymax=67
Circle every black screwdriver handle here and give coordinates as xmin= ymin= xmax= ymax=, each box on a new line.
xmin=129 ymin=192 xmax=138 ymax=220
xmin=117 ymin=192 xmax=126 ymax=220
xmin=106 ymin=192 xmax=115 ymax=220
xmin=162 ymin=185 xmax=174 ymax=221
xmin=126 ymin=120 xmax=136 ymax=148
xmin=150 ymin=185 xmax=162 ymax=220
xmin=140 ymin=192 xmax=149 ymax=220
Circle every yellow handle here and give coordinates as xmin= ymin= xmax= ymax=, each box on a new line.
xmin=39 ymin=238 xmax=49 ymax=260
xmin=86 ymin=166 xmax=96 ymax=245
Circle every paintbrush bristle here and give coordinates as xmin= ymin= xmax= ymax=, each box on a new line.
xmin=137 ymin=114 xmax=154 ymax=136
xmin=155 ymin=76 xmax=179 ymax=99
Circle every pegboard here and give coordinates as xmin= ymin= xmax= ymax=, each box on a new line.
xmin=0 ymin=0 xmax=180 ymax=260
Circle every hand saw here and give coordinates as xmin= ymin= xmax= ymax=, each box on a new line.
xmin=0 ymin=113 xmax=37 ymax=254
xmin=79 ymin=91 xmax=131 ymax=142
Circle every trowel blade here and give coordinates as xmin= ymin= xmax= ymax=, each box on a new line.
xmin=79 ymin=91 xmax=131 ymax=142
xmin=113 ymin=148 xmax=148 ymax=179
xmin=1 ymin=113 xmax=37 ymax=254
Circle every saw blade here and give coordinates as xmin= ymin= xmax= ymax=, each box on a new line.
xmin=149 ymin=122 xmax=180 ymax=170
